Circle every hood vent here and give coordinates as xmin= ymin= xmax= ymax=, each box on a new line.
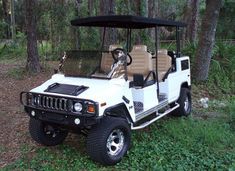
xmin=44 ymin=83 xmax=88 ymax=96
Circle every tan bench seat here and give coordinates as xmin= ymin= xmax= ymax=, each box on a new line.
xmin=152 ymin=49 xmax=172 ymax=82
xmin=127 ymin=45 xmax=153 ymax=81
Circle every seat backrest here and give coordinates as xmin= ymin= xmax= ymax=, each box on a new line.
xmin=128 ymin=45 xmax=152 ymax=78
xmin=152 ymin=49 xmax=172 ymax=81
xmin=100 ymin=45 xmax=122 ymax=73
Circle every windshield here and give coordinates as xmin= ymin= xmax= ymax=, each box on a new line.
xmin=61 ymin=50 xmax=112 ymax=79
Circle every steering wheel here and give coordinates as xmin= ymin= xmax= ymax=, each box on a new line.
xmin=111 ymin=48 xmax=132 ymax=66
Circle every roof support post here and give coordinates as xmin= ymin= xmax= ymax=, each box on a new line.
xmin=176 ymin=26 xmax=180 ymax=57
xmin=126 ymin=29 xmax=130 ymax=52
xmin=100 ymin=27 xmax=106 ymax=51
xmin=126 ymin=28 xmax=132 ymax=52
xmin=124 ymin=28 xmax=131 ymax=81
xmin=155 ymin=26 xmax=159 ymax=97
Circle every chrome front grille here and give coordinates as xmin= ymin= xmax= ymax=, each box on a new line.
xmin=32 ymin=94 xmax=68 ymax=111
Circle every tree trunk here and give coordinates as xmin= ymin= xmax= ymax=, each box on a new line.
xmin=99 ymin=0 xmax=117 ymax=49
xmin=134 ymin=0 xmax=145 ymax=44
xmin=182 ymin=0 xmax=199 ymax=44
xmin=148 ymin=0 xmax=158 ymax=41
xmin=188 ymin=0 xmax=199 ymax=42
xmin=50 ymin=0 xmax=56 ymax=53
xmin=193 ymin=0 xmax=222 ymax=81
xmin=74 ymin=0 xmax=82 ymax=49
xmin=143 ymin=0 xmax=148 ymax=17
xmin=182 ymin=0 xmax=191 ymax=46
xmin=10 ymin=0 xmax=16 ymax=41
xmin=88 ymin=0 xmax=94 ymax=16
xmin=107 ymin=0 xmax=117 ymax=45
xmin=2 ymin=0 xmax=10 ymax=38
xmin=135 ymin=0 xmax=141 ymax=15
xmin=26 ymin=0 xmax=41 ymax=73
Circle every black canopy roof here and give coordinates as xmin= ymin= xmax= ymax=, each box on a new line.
xmin=71 ymin=15 xmax=186 ymax=29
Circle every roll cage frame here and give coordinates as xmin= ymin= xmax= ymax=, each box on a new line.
xmin=70 ymin=15 xmax=186 ymax=96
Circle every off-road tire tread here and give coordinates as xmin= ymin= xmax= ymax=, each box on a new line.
xmin=171 ymin=88 xmax=191 ymax=116
xmin=86 ymin=117 xmax=131 ymax=165
xmin=29 ymin=118 xmax=68 ymax=146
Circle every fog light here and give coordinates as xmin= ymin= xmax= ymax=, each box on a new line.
xmin=74 ymin=118 xmax=80 ymax=125
xmin=31 ymin=110 xmax=35 ymax=116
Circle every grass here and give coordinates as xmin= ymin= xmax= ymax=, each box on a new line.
xmin=3 ymin=107 xmax=235 ymax=170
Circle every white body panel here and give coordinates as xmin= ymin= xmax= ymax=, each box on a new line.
xmin=159 ymin=56 xmax=191 ymax=103
xmin=30 ymin=74 xmax=135 ymax=119
xmin=131 ymin=84 xmax=158 ymax=110
xmin=29 ymin=56 xmax=190 ymax=124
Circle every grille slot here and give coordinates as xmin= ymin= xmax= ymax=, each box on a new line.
xmin=33 ymin=95 xmax=68 ymax=111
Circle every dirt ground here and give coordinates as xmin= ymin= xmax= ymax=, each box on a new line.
xmin=0 ymin=61 xmax=57 ymax=168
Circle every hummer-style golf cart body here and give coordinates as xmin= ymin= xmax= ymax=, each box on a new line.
xmin=20 ymin=15 xmax=191 ymax=165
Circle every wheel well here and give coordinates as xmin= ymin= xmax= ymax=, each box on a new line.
xmin=181 ymin=82 xmax=191 ymax=89
xmin=103 ymin=103 xmax=133 ymax=123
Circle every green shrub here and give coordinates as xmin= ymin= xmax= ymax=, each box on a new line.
xmin=207 ymin=42 xmax=235 ymax=94
xmin=182 ymin=41 xmax=235 ymax=94
xmin=0 ymin=32 xmax=27 ymax=60
xmin=227 ymin=100 xmax=235 ymax=130
xmin=207 ymin=59 xmax=231 ymax=94
xmin=182 ymin=41 xmax=197 ymax=63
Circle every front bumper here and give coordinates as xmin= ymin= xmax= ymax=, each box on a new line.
xmin=20 ymin=91 xmax=100 ymax=128
xmin=25 ymin=106 xmax=100 ymax=128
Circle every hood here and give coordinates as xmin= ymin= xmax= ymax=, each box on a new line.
xmin=30 ymin=74 xmax=127 ymax=102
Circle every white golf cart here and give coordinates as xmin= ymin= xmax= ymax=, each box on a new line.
xmin=20 ymin=15 xmax=191 ymax=165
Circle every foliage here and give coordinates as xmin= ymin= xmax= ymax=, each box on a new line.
xmin=182 ymin=41 xmax=197 ymax=62
xmin=226 ymin=98 xmax=235 ymax=131
xmin=207 ymin=41 xmax=235 ymax=94
xmin=0 ymin=32 xmax=26 ymax=60
xmin=217 ymin=0 xmax=235 ymax=39
xmin=182 ymin=41 xmax=235 ymax=95
xmin=0 ymin=20 xmax=8 ymax=38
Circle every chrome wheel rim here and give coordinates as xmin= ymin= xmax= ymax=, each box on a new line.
xmin=184 ymin=96 xmax=189 ymax=112
xmin=44 ymin=125 xmax=58 ymax=138
xmin=106 ymin=129 xmax=124 ymax=156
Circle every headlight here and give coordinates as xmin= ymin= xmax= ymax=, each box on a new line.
xmin=74 ymin=102 xmax=83 ymax=112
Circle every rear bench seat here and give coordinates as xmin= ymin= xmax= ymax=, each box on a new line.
xmin=152 ymin=49 xmax=172 ymax=82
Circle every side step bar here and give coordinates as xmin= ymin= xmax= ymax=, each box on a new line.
xmin=131 ymin=103 xmax=179 ymax=130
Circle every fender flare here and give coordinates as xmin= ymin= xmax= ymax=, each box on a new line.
xmin=175 ymin=82 xmax=191 ymax=101
xmin=181 ymin=82 xmax=191 ymax=89
xmin=103 ymin=103 xmax=133 ymax=123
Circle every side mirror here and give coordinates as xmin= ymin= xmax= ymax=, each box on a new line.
xmin=133 ymin=74 xmax=144 ymax=87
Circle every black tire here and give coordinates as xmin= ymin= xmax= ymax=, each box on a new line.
xmin=29 ymin=118 xmax=68 ymax=146
xmin=86 ymin=117 xmax=131 ymax=165
xmin=171 ymin=87 xmax=192 ymax=116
